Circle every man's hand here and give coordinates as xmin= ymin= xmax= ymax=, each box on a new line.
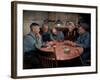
xmin=70 ymin=42 xmax=77 ymax=46
xmin=35 ymin=33 xmax=41 ymax=39
xmin=65 ymin=40 xmax=77 ymax=47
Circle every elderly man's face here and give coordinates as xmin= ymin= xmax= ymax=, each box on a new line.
xmin=78 ymin=26 xmax=85 ymax=34
xmin=68 ymin=25 xmax=75 ymax=32
xmin=43 ymin=25 xmax=49 ymax=32
xmin=52 ymin=28 xmax=57 ymax=35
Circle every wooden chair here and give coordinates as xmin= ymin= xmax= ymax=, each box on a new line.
xmin=79 ymin=56 xmax=91 ymax=66
xmin=38 ymin=47 xmax=58 ymax=68
xmin=78 ymin=53 xmax=91 ymax=66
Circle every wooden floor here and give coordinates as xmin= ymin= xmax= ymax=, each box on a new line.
xmin=23 ymin=57 xmax=91 ymax=69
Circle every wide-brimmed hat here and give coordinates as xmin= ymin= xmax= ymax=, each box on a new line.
xmin=79 ymin=23 xmax=89 ymax=31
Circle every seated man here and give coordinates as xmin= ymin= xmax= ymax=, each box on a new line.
xmin=50 ymin=27 xmax=64 ymax=41
xmin=41 ymin=23 xmax=51 ymax=42
xmin=63 ymin=21 xmax=79 ymax=41
xmin=23 ymin=23 xmax=42 ymax=69
xmin=66 ymin=23 xmax=90 ymax=65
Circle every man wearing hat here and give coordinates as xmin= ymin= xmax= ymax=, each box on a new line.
xmin=66 ymin=23 xmax=90 ymax=65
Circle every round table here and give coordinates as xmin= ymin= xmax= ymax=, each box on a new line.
xmin=40 ymin=41 xmax=83 ymax=61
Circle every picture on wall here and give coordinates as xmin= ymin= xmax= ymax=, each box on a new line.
xmin=11 ymin=1 xmax=97 ymax=78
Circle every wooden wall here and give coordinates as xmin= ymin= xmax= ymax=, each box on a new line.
xmin=23 ymin=11 xmax=48 ymax=35
xmin=23 ymin=11 xmax=81 ymax=35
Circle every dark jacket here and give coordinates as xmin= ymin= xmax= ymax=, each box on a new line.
xmin=41 ymin=32 xmax=51 ymax=42
xmin=63 ymin=28 xmax=79 ymax=41
xmin=76 ymin=32 xmax=90 ymax=61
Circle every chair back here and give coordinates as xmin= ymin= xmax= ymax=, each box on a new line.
xmin=38 ymin=49 xmax=58 ymax=68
